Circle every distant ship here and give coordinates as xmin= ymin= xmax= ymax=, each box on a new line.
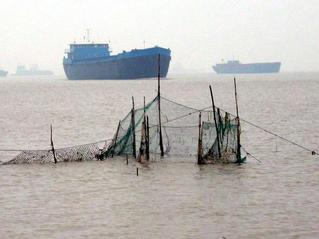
xmin=0 ymin=69 xmax=8 ymax=77
xmin=212 ymin=60 xmax=281 ymax=74
xmin=13 ymin=65 xmax=53 ymax=76
xmin=63 ymin=43 xmax=171 ymax=80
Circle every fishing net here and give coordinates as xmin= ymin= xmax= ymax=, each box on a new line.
xmin=3 ymin=95 xmax=244 ymax=165
xmin=103 ymin=95 xmax=245 ymax=164
xmin=4 ymin=142 xmax=102 ymax=164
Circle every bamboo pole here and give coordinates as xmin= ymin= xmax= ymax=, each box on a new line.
xmin=138 ymin=97 xmax=147 ymax=163
xmin=131 ymin=96 xmax=136 ymax=159
xmin=197 ymin=112 xmax=204 ymax=164
xmin=143 ymin=97 xmax=150 ymax=161
xmin=50 ymin=124 xmax=57 ymax=164
xmin=146 ymin=116 xmax=150 ymax=160
xmin=209 ymin=85 xmax=221 ymax=159
xmin=157 ymin=54 xmax=164 ymax=157
xmin=234 ymin=78 xmax=241 ymax=164
xmin=217 ymin=108 xmax=223 ymax=139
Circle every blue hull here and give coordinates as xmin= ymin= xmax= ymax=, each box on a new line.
xmin=213 ymin=62 xmax=281 ymax=74
xmin=63 ymin=47 xmax=171 ymax=80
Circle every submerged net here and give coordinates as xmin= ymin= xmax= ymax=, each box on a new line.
xmin=103 ymin=95 xmax=245 ymax=164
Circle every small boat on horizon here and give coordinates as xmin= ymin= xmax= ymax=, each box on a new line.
xmin=0 ymin=69 xmax=8 ymax=77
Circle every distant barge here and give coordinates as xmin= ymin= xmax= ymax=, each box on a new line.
xmin=213 ymin=60 xmax=281 ymax=74
xmin=13 ymin=65 xmax=53 ymax=76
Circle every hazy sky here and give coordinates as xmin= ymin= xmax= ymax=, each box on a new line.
xmin=1 ymin=0 xmax=318 ymax=74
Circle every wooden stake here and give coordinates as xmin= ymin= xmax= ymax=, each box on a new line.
xmin=126 ymin=154 xmax=128 ymax=165
xmin=197 ymin=112 xmax=204 ymax=164
xmin=217 ymin=108 xmax=223 ymax=139
xmin=131 ymin=97 xmax=136 ymax=159
xmin=234 ymin=78 xmax=241 ymax=164
xmin=157 ymin=54 xmax=164 ymax=157
xmin=50 ymin=124 xmax=57 ymax=164
xmin=136 ymin=167 xmax=139 ymax=176
xmin=146 ymin=116 xmax=150 ymax=160
xmin=209 ymin=85 xmax=221 ymax=159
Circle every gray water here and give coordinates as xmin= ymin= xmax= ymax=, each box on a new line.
xmin=0 ymin=73 xmax=318 ymax=238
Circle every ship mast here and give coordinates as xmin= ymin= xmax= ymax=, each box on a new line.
xmin=86 ymin=29 xmax=90 ymax=43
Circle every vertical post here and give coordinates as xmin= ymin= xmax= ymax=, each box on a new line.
xmin=50 ymin=124 xmax=57 ymax=164
xmin=131 ymin=97 xmax=136 ymax=159
xmin=143 ymin=97 xmax=150 ymax=161
xmin=146 ymin=116 xmax=150 ymax=160
xmin=209 ymin=85 xmax=221 ymax=159
xmin=197 ymin=112 xmax=204 ymax=164
xmin=157 ymin=54 xmax=164 ymax=157
xmin=234 ymin=78 xmax=241 ymax=164
xmin=137 ymin=98 xmax=147 ymax=163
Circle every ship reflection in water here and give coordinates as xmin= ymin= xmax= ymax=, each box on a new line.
xmin=213 ymin=60 xmax=281 ymax=74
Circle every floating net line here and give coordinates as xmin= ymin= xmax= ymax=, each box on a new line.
xmin=2 ymin=141 xmax=109 ymax=165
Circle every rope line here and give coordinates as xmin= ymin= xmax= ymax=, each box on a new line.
xmin=242 ymin=146 xmax=262 ymax=163
xmin=238 ymin=118 xmax=317 ymax=155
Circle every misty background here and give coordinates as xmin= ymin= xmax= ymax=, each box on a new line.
xmin=0 ymin=0 xmax=318 ymax=75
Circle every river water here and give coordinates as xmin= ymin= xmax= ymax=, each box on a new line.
xmin=0 ymin=73 xmax=318 ymax=238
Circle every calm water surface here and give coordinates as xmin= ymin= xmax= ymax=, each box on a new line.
xmin=0 ymin=73 xmax=318 ymax=238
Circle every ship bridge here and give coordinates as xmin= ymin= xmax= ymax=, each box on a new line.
xmin=66 ymin=43 xmax=111 ymax=61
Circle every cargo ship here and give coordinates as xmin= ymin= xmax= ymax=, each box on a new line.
xmin=63 ymin=43 xmax=171 ymax=80
xmin=0 ymin=69 xmax=8 ymax=77
xmin=212 ymin=60 xmax=281 ymax=74
xmin=13 ymin=65 xmax=53 ymax=76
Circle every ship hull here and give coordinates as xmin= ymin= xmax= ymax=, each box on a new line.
xmin=213 ymin=62 xmax=281 ymax=74
xmin=64 ymin=53 xmax=171 ymax=80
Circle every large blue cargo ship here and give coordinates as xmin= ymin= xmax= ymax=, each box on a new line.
xmin=213 ymin=60 xmax=281 ymax=74
xmin=63 ymin=43 xmax=171 ymax=80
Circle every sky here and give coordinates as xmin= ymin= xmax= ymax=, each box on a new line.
xmin=0 ymin=0 xmax=318 ymax=74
